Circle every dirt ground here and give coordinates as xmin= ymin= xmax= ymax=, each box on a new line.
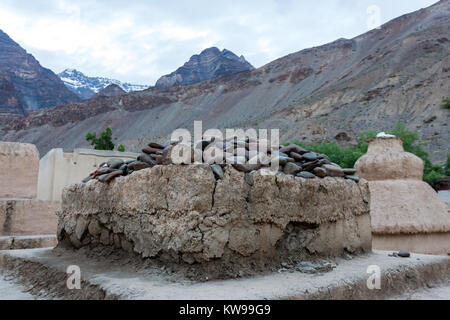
xmin=0 ymin=273 xmax=36 ymax=300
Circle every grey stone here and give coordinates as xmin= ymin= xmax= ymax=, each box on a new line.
xmin=75 ymin=217 xmax=89 ymax=240
xmin=142 ymin=146 xmax=163 ymax=155
xmin=114 ymin=234 xmax=122 ymax=248
xmin=345 ymin=175 xmax=360 ymax=183
xmin=398 ymin=251 xmax=411 ymax=258
xmin=97 ymin=174 xmax=109 ymax=182
xmin=303 ymin=152 xmax=318 ymax=161
xmin=297 ymin=171 xmax=316 ymax=179
xmin=148 ymin=142 xmax=165 ymax=149
xmin=196 ymin=140 xmax=213 ymax=151
xmin=226 ymin=156 xmax=246 ymax=165
xmin=210 ymin=164 xmax=224 ymax=179
xmin=102 ymin=170 xmax=123 ymax=183
xmin=323 ymin=164 xmax=345 ymax=177
xmin=275 ymin=156 xmax=295 ymax=166
xmin=343 ymin=168 xmax=357 ymax=175
xmin=82 ymin=175 xmax=94 ymax=183
xmin=301 ymin=160 xmax=320 ymax=172
xmin=118 ymin=163 xmax=128 ymax=173
xmin=313 ymin=167 xmax=327 ymax=178
xmin=290 ymin=152 xmax=303 ymax=161
xmin=283 ymin=162 xmax=301 ymax=175
xmin=128 ymin=161 xmax=151 ymax=171
xmin=232 ymin=163 xmax=251 ymax=173
xmin=69 ymin=233 xmax=82 ymax=249
xmin=279 ymin=144 xmax=308 ymax=155
xmin=296 ymin=261 xmax=336 ymax=274
xmin=138 ymin=153 xmax=157 ymax=166
xmin=88 ymin=220 xmax=102 ymax=236
xmin=100 ymin=229 xmax=111 ymax=245
xmin=97 ymin=167 xmax=115 ymax=175
xmin=107 ymin=159 xmax=124 ymax=169
xmin=121 ymin=239 xmax=134 ymax=252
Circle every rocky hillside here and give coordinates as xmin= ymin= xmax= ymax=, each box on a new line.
xmin=94 ymin=84 xmax=126 ymax=98
xmin=0 ymin=73 xmax=26 ymax=123
xmin=1 ymin=1 xmax=449 ymax=162
xmin=59 ymin=69 xmax=149 ymax=99
xmin=0 ymin=30 xmax=79 ymax=122
xmin=155 ymin=47 xmax=254 ymax=88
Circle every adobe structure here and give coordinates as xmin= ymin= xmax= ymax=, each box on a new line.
xmin=0 ymin=142 xmax=59 ymax=249
xmin=1 ymin=138 xmax=448 ymax=299
xmin=38 ymin=148 xmax=139 ymax=202
xmin=355 ymin=137 xmax=450 ymax=255
xmin=57 ymin=138 xmax=372 ymax=277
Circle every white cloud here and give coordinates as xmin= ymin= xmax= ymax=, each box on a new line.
xmin=0 ymin=0 xmax=438 ymax=85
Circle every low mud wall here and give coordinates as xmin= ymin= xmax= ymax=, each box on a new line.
xmin=0 ymin=142 xmax=39 ymax=199
xmin=58 ymin=165 xmax=371 ymax=268
xmin=0 ymin=199 xmax=59 ymax=236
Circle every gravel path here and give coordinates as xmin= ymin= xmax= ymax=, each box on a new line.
xmin=0 ymin=273 xmax=36 ymax=300
xmin=0 ymin=268 xmax=448 ymax=300
xmin=391 ymin=282 xmax=450 ymax=300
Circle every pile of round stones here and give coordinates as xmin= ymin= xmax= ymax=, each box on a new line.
xmin=82 ymin=138 xmax=360 ymax=183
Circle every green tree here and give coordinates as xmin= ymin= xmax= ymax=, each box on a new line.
xmin=117 ymin=144 xmax=125 ymax=152
xmin=441 ymin=97 xmax=450 ymax=109
xmin=86 ymin=127 xmax=115 ymax=151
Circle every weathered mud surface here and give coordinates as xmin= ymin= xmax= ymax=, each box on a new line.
xmin=0 ymin=248 xmax=448 ymax=299
xmin=57 ymin=164 xmax=371 ymax=278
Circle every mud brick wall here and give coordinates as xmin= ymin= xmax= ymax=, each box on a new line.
xmin=58 ymin=165 xmax=372 ymax=266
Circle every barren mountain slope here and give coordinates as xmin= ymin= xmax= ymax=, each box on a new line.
xmin=0 ymin=30 xmax=80 ymax=120
xmin=1 ymin=1 xmax=449 ymax=161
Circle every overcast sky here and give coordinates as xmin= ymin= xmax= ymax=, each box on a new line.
xmin=0 ymin=0 xmax=438 ymax=85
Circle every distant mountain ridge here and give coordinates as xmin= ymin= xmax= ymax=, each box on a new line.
xmin=0 ymin=29 xmax=79 ymax=123
xmin=59 ymin=69 xmax=149 ymax=99
xmin=155 ymin=47 xmax=254 ymax=88
xmin=94 ymin=84 xmax=126 ymax=98
xmin=2 ymin=1 xmax=449 ymax=163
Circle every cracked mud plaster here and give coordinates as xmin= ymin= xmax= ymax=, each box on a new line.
xmin=58 ymin=164 xmax=372 ymax=268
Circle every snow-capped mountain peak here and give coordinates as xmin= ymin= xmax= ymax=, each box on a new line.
xmin=58 ymin=69 xmax=149 ymax=100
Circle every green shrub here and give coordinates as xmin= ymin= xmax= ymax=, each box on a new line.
xmin=117 ymin=144 xmax=125 ymax=152
xmin=423 ymin=163 xmax=445 ymax=186
xmin=441 ymin=97 xmax=450 ymax=109
xmin=86 ymin=127 xmax=115 ymax=151
xmin=286 ymin=130 xmax=376 ymax=169
xmin=445 ymin=154 xmax=450 ymax=177
xmin=285 ymin=123 xmax=447 ymax=186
